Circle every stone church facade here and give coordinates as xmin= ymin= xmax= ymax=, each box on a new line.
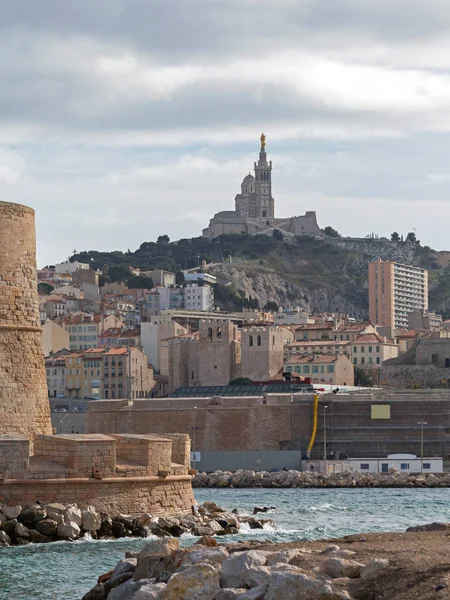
xmin=202 ymin=134 xmax=321 ymax=239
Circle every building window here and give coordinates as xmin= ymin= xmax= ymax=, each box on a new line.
xmin=376 ymin=357 xmax=380 ymax=365
xmin=353 ymin=347 xmax=357 ymax=353
xmin=207 ymin=327 xmax=213 ymax=342
xmin=191 ymin=371 xmax=194 ymax=380
xmin=423 ymin=463 xmax=431 ymax=469
xmin=257 ymin=335 xmax=261 ymax=346
xmin=303 ymin=366 xmax=310 ymax=374
xmin=217 ymin=327 xmax=222 ymax=340
xmin=249 ymin=335 xmax=253 ymax=347
xmin=327 ymin=365 xmax=335 ymax=373
xmin=361 ymin=357 xmax=365 ymax=365
xmin=432 ymin=354 xmax=438 ymax=365
xmin=312 ymin=365 xmax=319 ymax=374
xmin=361 ymin=346 xmax=365 ymax=352
xmin=369 ymin=346 xmax=372 ymax=353
xmin=400 ymin=463 xmax=410 ymax=470
xmin=360 ymin=464 xmax=370 ymax=470
xmin=376 ymin=346 xmax=380 ymax=352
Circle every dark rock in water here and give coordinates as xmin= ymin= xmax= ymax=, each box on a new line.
xmin=3 ymin=519 xmax=18 ymax=538
xmin=81 ymin=583 xmax=106 ymax=600
xmin=0 ymin=530 xmax=11 ymax=546
xmin=253 ymin=506 xmax=276 ymax=515
xmin=151 ymin=527 xmax=173 ymax=538
xmin=216 ymin=527 xmax=239 ymax=536
xmin=114 ymin=515 xmax=135 ymax=530
xmin=406 ymin=522 xmax=450 ymax=533
xmin=111 ymin=520 xmax=129 ymax=538
xmin=29 ymin=529 xmax=53 ymax=543
xmin=165 ymin=524 xmax=186 ymax=538
xmin=243 ymin=517 xmax=264 ymax=530
xmin=231 ymin=508 xmax=239 ymax=515
xmin=15 ymin=537 xmax=31 ymax=545
xmin=98 ymin=514 xmax=113 ymax=537
xmin=15 ymin=522 xmax=30 ymax=539
xmin=131 ymin=525 xmax=149 ymax=538
xmin=35 ymin=518 xmax=58 ymax=536
xmin=104 ymin=571 xmax=133 ymax=594
xmin=18 ymin=504 xmax=47 ymax=525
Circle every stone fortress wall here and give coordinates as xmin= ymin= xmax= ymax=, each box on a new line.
xmin=0 ymin=200 xmax=194 ymax=514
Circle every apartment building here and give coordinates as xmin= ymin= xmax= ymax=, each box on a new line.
xmin=368 ymin=259 xmax=428 ymax=330
xmin=102 ymin=347 xmax=154 ymax=399
xmin=64 ymin=312 xmax=100 ymax=350
xmin=283 ymin=354 xmax=354 ymax=386
xmin=351 ymin=333 xmax=398 ymax=368
xmin=45 ymin=349 xmax=71 ymax=397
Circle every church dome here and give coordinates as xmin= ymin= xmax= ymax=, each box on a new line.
xmin=242 ymin=174 xmax=255 ymax=184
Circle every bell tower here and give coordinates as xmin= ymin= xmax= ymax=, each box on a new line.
xmin=254 ymin=133 xmax=274 ymax=220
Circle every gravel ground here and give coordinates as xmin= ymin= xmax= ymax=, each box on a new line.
xmin=225 ymin=529 xmax=450 ymax=599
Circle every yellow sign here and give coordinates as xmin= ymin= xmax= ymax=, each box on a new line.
xmin=371 ymin=404 xmax=391 ymax=419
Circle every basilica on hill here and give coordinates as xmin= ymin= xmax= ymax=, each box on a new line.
xmin=202 ymin=134 xmax=321 ymax=239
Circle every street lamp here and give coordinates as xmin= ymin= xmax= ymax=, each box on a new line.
xmin=418 ymin=420 xmax=427 ymax=473
xmin=191 ymin=406 xmax=199 ymax=470
xmin=323 ymin=405 xmax=328 ymax=474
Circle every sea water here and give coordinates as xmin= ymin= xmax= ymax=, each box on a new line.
xmin=1 ymin=487 xmax=449 ymax=600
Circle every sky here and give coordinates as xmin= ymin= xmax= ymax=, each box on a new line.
xmin=3 ymin=0 xmax=450 ymax=266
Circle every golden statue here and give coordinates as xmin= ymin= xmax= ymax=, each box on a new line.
xmin=260 ymin=132 xmax=266 ymax=149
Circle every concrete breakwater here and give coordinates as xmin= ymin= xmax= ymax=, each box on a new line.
xmin=0 ymin=501 xmax=271 ymax=547
xmin=193 ymin=468 xmax=450 ymax=488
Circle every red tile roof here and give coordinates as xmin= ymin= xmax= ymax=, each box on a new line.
xmin=334 ymin=323 xmax=372 ymax=332
xmin=353 ymin=333 xmax=396 ymax=344
xmin=295 ymin=323 xmax=333 ymax=331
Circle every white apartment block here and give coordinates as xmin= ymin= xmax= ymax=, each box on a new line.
xmin=183 ymin=283 xmax=214 ymax=311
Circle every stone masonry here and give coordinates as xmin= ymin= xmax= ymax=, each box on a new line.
xmin=0 ymin=201 xmax=52 ymax=436
xmin=0 ymin=200 xmax=194 ymax=514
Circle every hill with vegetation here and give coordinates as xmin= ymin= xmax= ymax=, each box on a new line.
xmin=70 ymin=230 xmax=450 ymax=319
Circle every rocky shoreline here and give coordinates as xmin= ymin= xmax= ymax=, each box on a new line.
xmin=0 ymin=501 xmax=271 ymax=547
xmin=193 ymin=468 xmax=450 ymax=488
xmin=82 ymin=522 xmax=450 ymax=600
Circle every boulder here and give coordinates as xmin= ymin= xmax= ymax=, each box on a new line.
xmin=181 ymin=546 xmax=229 ymax=569
xmin=161 ymin=563 xmax=220 ymax=600
xmin=0 ymin=530 xmax=11 ymax=546
xmin=361 ymin=559 xmax=390 ymax=579
xmin=98 ymin=514 xmax=113 ymax=537
xmin=15 ymin=522 xmax=30 ymax=539
xmin=216 ymin=527 xmax=239 ymax=536
xmin=29 ymin=529 xmax=53 ymax=543
xmin=137 ymin=513 xmax=153 ymax=527
xmin=108 ymin=579 xmax=166 ymax=600
xmin=3 ymin=519 xmax=17 ymax=537
xmin=221 ymin=550 xmax=268 ymax=588
xmin=215 ymin=590 xmax=247 ymax=600
xmin=265 ymin=571 xmax=336 ymax=600
xmin=202 ymin=501 xmax=224 ymax=513
xmin=45 ymin=503 xmax=66 ymax=521
xmin=57 ymin=523 xmax=81 ymax=540
xmin=0 ymin=512 xmax=6 ymax=526
xmin=195 ymin=536 xmax=218 ymax=547
xmin=112 ymin=520 xmax=130 ymax=538
xmin=237 ymin=585 xmax=267 ymax=600
xmin=115 ymin=514 xmax=136 ymax=530
xmin=109 ymin=558 xmax=138 ymax=586
xmin=65 ymin=505 xmax=82 ymax=527
xmin=319 ymin=557 xmax=365 ymax=579
xmin=244 ymin=565 xmax=271 ymax=588
xmin=18 ymin=504 xmax=47 ymax=525
xmin=133 ymin=538 xmax=180 ymax=582
xmin=3 ymin=505 xmax=22 ymax=520
xmin=266 ymin=549 xmax=307 ymax=566
xmin=82 ymin=507 xmax=102 ymax=532
xmin=35 ymin=518 xmax=58 ymax=536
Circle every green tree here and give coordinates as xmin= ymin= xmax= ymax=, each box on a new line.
xmin=107 ymin=264 xmax=132 ymax=283
xmin=38 ymin=282 xmax=54 ymax=295
xmin=157 ymin=235 xmax=170 ymax=244
xmin=354 ymin=367 xmax=374 ymax=387
xmin=175 ymin=271 xmax=185 ymax=285
xmin=272 ymin=228 xmax=284 ymax=242
xmin=323 ymin=226 xmax=341 ymax=238
xmin=264 ymin=300 xmax=279 ymax=312
xmin=229 ymin=377 xmax=253 ymax=385
xmin=406 ymin=231 xmax=419 ymax=244
xmin=127 ymin=275 xmax=154 ymax=289
xmin=390 ymin=231 xmax=400 ymax=242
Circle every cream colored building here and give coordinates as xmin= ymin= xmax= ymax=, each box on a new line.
xmin=102 ymin=347 xmax=154 ymax=399
xmin=284 ymin=354 xmax=354 ymax=386
xmin=368 ymin=259 xmax=428 ymax=330
xmin=351 ymin=332 xmax=398 ymax=368
xmin=42 ymin=320 xmax=70 ymax=357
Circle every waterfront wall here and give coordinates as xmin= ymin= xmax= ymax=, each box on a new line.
xmin=0 ymin=476 xmax=194 ymax=514
xmin=87 ymin=392 xmax=450 ymax=459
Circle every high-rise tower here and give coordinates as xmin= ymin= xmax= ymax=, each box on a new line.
xmin=254 ymin=133 xmax=274 ymax=219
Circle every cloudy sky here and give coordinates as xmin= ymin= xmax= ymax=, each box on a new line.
xmin=3 ymin=0 xmax=450 ymax=266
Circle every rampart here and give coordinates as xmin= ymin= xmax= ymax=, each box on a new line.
xmin=0 ymin=433 xmax=193 ymax=514
xmin=0 ymin=200 xmax=194 ymax=515
xmin=87 ymin=391 xmax=450 ymax=460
